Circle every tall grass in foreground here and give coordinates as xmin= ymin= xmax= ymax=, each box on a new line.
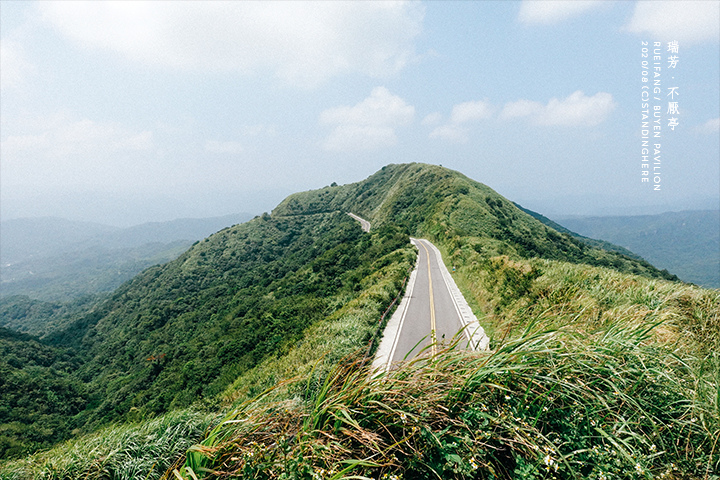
xmin=170 ymin=319 xmax=720 ymax=480
xmin=0 ymin=409 xmax=216 ymax=480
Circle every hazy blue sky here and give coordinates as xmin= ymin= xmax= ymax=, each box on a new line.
xmin=1 ymin=1 xmax=718 ymax=226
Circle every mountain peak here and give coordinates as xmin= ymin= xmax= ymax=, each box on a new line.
xmin=274 ymin=163 xmax=675 ymax=280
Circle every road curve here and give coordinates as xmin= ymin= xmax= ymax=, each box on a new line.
xmin=373 ymin=238 xmax=489 ymax=372
xmin=347 ymin=213 xmax=371 ymax=232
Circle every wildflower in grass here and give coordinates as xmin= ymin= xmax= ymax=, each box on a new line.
xmin=381 ymin=474 xmax=401 ymax=480
xmin=543 ymin=454 xmax=558 ymax=472
xmin=505 ymin=395 xmax=511 ymax=401
xmin=598 ymin=471 xmax=607 ymax=480
xmin=650 ymin=444 xmax=657 ymax=453
xmin=543 ymin=446 xmax=557 ymax=455
xmin=399 ymin=412 xmax=407 ymax=424
xmin=469 ymin=457 xmax=479 ymax=470
xmin=635 ymin=463 xmax=644 ymax=474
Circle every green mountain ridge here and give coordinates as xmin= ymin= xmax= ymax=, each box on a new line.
xmin=556 ymin=210 xmax=720 ymax=288
xmin=2 ymin=163 xmax=716 ymax=479
xmin=276 ymin=164 xmax=675 ymax=280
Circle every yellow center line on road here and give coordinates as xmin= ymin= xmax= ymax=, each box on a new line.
xmin=419 ymin=241 xmax=437 ymax=356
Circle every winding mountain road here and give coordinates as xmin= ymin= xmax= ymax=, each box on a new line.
xmin=372 ymin=238 xmax=489 ymax=371
xmin=347 ymin=213 xmax=371 ymax=233
xmin=346 ymin=214 xmax=488 ymax=370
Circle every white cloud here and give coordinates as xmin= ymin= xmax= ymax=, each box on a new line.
xmin=499 ymin=99 xmax=543 ymax=120
xmin=421 ymin=112 xmax=443 ymax=126
xmin=518 ymin=0 xmax=605 ymax=25
xmin=429 ymin=100 xmax=493 ymax=143
xmin=320 ymin=87 xmax=414 ymax=151
xmin=697 ymin=118 xmax=720 ymax=134
xmin=38 ymin=1 xmax=424 ymax=87
xmin=450 ymin=101 xmax=494 ymax=124
xmin=429 ymin=124 xmax=470 ymax=143
xmin=500 ymin=91 xmax=615 ymax=127
xmin=205 ymin=140 xmax=243 ymax=155
xmin=0 ymin=41 xmax=34 ymax=90
xmin=624 ymin=1 xmax=719 ymax=45
xmin=1 ymin=113 xmax=154 ymax=187
xmin=1 ymin=114 xmax=153 ymax=158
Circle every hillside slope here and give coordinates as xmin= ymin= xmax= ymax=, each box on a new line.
xmin=276 ymin=163 xmax=675 ymax=280
xmin=0 ymin=209 xmax=414 ymax=460
xmin=3 ymin=163 xmax=717 ymax=480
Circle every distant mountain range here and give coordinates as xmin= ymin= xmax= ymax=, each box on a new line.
xmin=0 ymin=213 xmax=253 ymax=301
xmin=1 ymin=164 xmax=717 ymax=478
xmin=556 ymin=211 xmax=719 ymax=289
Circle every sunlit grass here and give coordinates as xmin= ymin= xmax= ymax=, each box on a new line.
xmin=3 ymin=162 xmax=718 ymax=479
xmin=170 ymin=227 xmax=717 ymax=479
xmin=0 ymin=409 xmax=216 ymax=480
xmin=171 ymin=318 xmax=720 ymax=479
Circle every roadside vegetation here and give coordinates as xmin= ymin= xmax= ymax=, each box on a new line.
xmin=171 ymin=314 xmax=719 ymax=479
xmin=166 ymin=241 xmax=718 ymax=479
xmin=1 ymin=163 xmax=717 ymax=479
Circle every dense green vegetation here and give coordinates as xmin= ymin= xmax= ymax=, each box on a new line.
xmin=173 ymin=307 xmax=719 ymax=479
xmin=512 ymin=203 xmax=646 ymax=261
xmin=0 ymin=294 xmax=104 ymax=338
xmin=0 ymin=208 xmax=414 ymax=466
xmin=57 ymin=212 xmax=410 ymax=430
xmin=277 ymin=164 xmax=676 ymax=281
xmin=0 ymin=328 xmax=87 ymax=459
xmin=1 ymin=163 xmax=717 ymax=480
xmin=557 ymin=210 xmax=720 ymax=288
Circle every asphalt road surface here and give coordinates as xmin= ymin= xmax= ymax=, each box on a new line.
xmin=374 ymin=238 xmax=488 ymax=371
xmin=347 ymin=213 xmax=371 ymax=232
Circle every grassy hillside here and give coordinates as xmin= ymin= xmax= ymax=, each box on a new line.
xmin=0 ymin=208 xmax=414 ymax=465
xmin=171 ymin=165 xmax=718 ymax=480
xmin=277 ymin=164 xmax=676 ymax=280
xmin=557 ymin=211 xmax=720 ymax=288
xmin=1 ymin=163 xmax=717 ymax=480
xmin=512 ymin=202 xmax=646 ymax=260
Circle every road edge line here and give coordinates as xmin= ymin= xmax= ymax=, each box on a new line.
xmin=371 ymin=239 xmax=421 ymax=373
xmin=424 ymin=241 xmax=490 ymax=351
